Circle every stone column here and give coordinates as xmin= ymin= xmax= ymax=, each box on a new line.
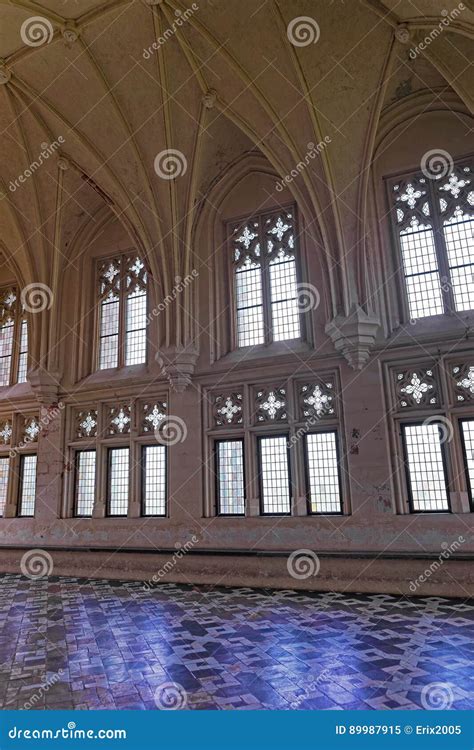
xmin=35 ymin=403 xmax=66 ymax=522
xmin=28 ymin=368 xmax=65 ymax=523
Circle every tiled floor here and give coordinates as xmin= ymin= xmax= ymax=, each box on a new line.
xmin=0 ymin=574 xmax=472 ymax=710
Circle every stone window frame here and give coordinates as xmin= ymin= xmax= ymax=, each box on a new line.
xmin=203 ymin=369 xmax=349 ymax=517
xmin=0 ymin=286 xmax=28 ymax=387
xmin=385 ymin=156 xmax=474 ymax=325
xmin=0 ymin=411 xmax=39 ymax=518
xmin=226 ymin=203 xmax=306 ymax=351
xmin=459 ymin=418 xmax=474 ymax=512
xmin=385 ymin=354 xmax=474 ymax=514
xmin=94 ymin=252 xmax=149 ymax=372
xmin=65 ymin=394 xmax=168 ymax=519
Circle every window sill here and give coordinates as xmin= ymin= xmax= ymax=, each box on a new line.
xmin=80 ymin=363 xmax=153 ymax=388
xmin=218 ymin=339 xmax=311 ymax=366
xmin=0 ymin=382 xmax=33 ymax=401
xmin=388 ymin=312 xmax=474 ymax=346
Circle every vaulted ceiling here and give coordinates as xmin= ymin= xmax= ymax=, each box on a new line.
xmin=0 ymin=0 xmax=472 ymax=353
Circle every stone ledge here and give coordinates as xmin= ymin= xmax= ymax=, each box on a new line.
xmin=0 ymin=549 xmax=472 ymax=599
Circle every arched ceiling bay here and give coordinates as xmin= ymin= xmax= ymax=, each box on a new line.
xmin=0 ymin=0 xmax=472 ymax=345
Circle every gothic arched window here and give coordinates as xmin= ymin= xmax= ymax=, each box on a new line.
xmin=387 ymin=158 xmax=474 ymax=321
xmin=97 ymin=254 xmax=148 ymax=370
xmin=0 ymin=287 xmax=28 ymax=386
xmin=229 ymin=207 xmax=301 ymax=347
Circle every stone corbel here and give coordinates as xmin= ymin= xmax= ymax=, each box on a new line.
xmin=27 ymin=367 xmax=62 ymax=406
xmin=157 ymin=344 xmax=199 ymax=392
xmin=0 ymin=62 xmax=11 ymax=85
xmin=325 ymin=305 xmax=380 ymax=370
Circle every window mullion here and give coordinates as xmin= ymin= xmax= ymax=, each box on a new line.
xmin=119 ymin=255 xmax=127 ymax=368
xmin=427 ymin=179 xmax=455 ymax=314
xmin=260 ymin=218 xmax=272 ymax=345
xmin=11 ymin=296 xmax=20 ymax=386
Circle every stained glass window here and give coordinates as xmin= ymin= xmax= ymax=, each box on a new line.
xmin=98 ymin=255 xmax=147 ymax=370
xmin=215 ymin=440 xmax=245 ymax=515
xmin=142 ymin=446 xmax=166 ymax=516
xmin=0 ymin=288 xmax=28 ymax=386
xmin=258 ymin=435 xmax=291 ymax=514
xmin=107 ymin=447 xmax=129 ymax=516
xmin=0 ymin=457 xmax=9 ymax=517
xmin=74 ymin=450 xmax=96 ymax=517
xmin=401 ymin=423 xmax=450 ymax=512
xmin=18 ymin=454 xmax=37 ymax=517
xmin=388 ymin=159 xmax=474 ymax=320
xmin=305 ymin=432 xmax=342 ymax=514
xmin=460 ymin=419 xmax=474 ymax=510
xmin=230 ymin=208 xmax=301 ymax=347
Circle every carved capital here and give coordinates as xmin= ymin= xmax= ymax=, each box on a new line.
xmin=325 ymin=305 xmax=380 ymax=370
xmin=27 ymin=367 xmax=62 ymax=406
xmin=156 ymin=344 xmax=199 ymax=392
